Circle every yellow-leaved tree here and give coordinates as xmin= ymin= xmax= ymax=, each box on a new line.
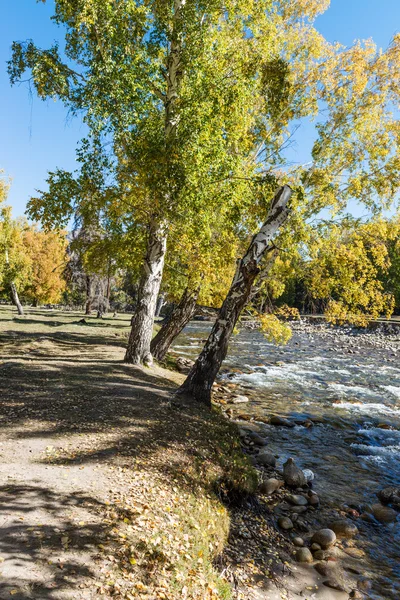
xmin=22 ymin=227 xmax=68 ymax=306
xmin=306 ymin=218 xmax=399 ymax=326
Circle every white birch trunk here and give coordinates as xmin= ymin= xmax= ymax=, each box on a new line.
xmin=10 ymin=282 xmax=24 ymax=316
xmin=125 ymin=218 xmax=168 ymax=365
xmin=177 ymin=185 xmax=292 ymax=405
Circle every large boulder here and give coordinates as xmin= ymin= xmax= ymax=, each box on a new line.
xmin=283 ymin=458 xmax=306 ymax=487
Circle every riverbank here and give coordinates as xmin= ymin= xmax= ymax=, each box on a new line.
xmin=0 ymin=306 xmax=304 ymax=600
xmin=170 ymin=318 xmax=400 ymax=600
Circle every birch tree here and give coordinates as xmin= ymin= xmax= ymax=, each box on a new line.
xmin=178 ymin=185 xmax=292 ymax=404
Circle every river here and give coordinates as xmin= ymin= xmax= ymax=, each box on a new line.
xmin=172 ymin=319 xmax=400 ymax=600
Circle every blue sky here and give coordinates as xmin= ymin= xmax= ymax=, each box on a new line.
xmin=1 ymin=0 xmax=400 ymax=218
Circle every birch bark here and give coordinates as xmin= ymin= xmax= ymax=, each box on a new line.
xmin=177 ymin=185 xmax=292 ymax=405
xmin=10 ymin=282 xmax=24 ymax=316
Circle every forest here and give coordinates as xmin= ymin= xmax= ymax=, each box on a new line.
xmin=0 ymin=1 xmax=400 ymax=599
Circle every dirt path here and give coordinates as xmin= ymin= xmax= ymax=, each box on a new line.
xmin=0 ymin=322 xmax=180 ymax=599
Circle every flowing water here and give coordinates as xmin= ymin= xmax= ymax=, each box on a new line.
xmin=172 ymin=320 xmax=400 ymax=599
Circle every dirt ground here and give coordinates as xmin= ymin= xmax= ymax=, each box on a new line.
xmin=0 ymin=307 xmax=349 ymax=600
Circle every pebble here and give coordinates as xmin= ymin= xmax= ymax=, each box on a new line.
xmin=311 ymin=529 xmax=336 ymax=549
xmin=278 ymin=517 xmax=293 ymax=530
xmin=311 ymin=543 xmax=321 ymax=551
xmin=329 ymin=519 xmax=358 ymax=538
xmin=313 ymin=550 xmax=326 ymax=560
xmin=293 ymin=537 xmax=304 ymax=547
xmin=308 ymin=493 xmax=320 ymax=506
xmin=296 ymin=547 xmax=313 ymax=563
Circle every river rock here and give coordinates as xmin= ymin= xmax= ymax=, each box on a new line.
xmin=291 ymin=505 xmax=308 ymax=514
xmin=323 ymin=579 xmax=346 ymax=592
xmin=344 ymin=548 xmax=365 ymax=559
xmin=311 ymin=543 xmax=321 ymax=551
xmin=308 ymin=492 xmax=319 ymax=506
xmin=283 ymin=458 xmax=306 ymax=487
xmin=248 ymin=432 xmax=268 ymax=446
xmin=256 ymin=450 xmax=276 ymax=467
xmin=311 ymin=529 xmax=336 ymax=549
xmin=314 ymin=562 xmax=336 ymax=577
xmin=259 ymin=478 xmax=283 ymax=495
xmin=303 ymin=469 xmax=315 ymax=482
xmin=278 ymin=517 xmax=293 ymax=530
xmin=293 ymin=537 xmax=304 ymax=547
xmin=313 ymin=550 xmax=326 ymax=560
xmin=287 ymin=494 xmax=308 ymax=506
xmin=349 ymin=591 xmax=364 ymax=600
xmin=296 ymin=548 xmax=313 ymax=563
xmin=230 ymin=395 xmax=249 ymax=404
xmin=329 ymin=519 xmax=358 ymax=538
xmin=371 ymin=503 xmax=398 ymax=523
xmin=270 ymin=415 xmax=294 ymax=428
xmin=378 ymin=487 xmax=400 ymax=508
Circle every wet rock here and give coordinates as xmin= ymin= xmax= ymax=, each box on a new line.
xmin=357 ymin=578 xmax=372 ymax=592
xmin=287 ymin=494 xmax=308 ymax=506
xmin=329 ymin=519 xmax=358 ymax=538
xmin=344 ymin=548 xmax=365 ymax=559
xmin=349 ymin=591 xmax=364 ymax=600
xmin=311 ymin=529 xmax=336 ymax=549
xmin=323 ymin=579 xmax=346 ymax=592
xmin=295 ymin=519 xmax=309 ymax=532
xmin=293 ymin=537 xmax=304 ymax=547
xmin=296 ymin=548 xmax=313 ymax=563
xmin=278 ymin=517 xmax=293 ymax=530
xmin=248 ymin=432 xmax=268 ymax=446
xmin=303 ymin=469 xmax=315 ymax=482
xmin=256 ymin=450 xmax=276 ymax=467
xmin=259 ymin=478 xmax=283 ymax=495
xmin=378 ymin=487 xmax=400 ymax=508
xmin=311 ymin=543 xmax=321 ymax=552
xmin=313 ymin=550 xmax=326 ymax=560
xmin=283 ymin=458 xmax=306 ymax=488
xmin=270 ymin=415 xmax=294 ymax=428
xmin=314 ymin=562 xmax=336 ymax=577
xmin=230 ymin=395 xmax=249 ymax=404
xmin=291 ymin=506 xmax=307 ymax=514
xmin=371 ymin=503 xmax=398 ymax=523
xmin=308 ymin=492 xmax=319 ymax=506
